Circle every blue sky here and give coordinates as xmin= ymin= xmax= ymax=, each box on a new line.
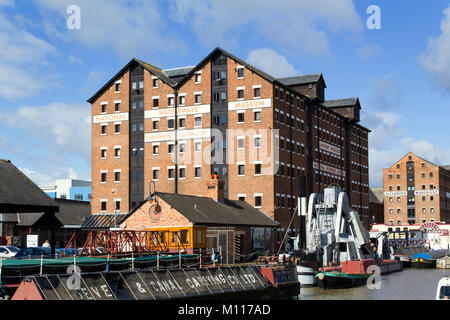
xmin=0 ymin=0 xmax=449 ymax=187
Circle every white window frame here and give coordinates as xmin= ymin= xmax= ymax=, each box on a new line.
xmin=237 ymin=136 xmax=245 ymax=150
xmin=114 ymin=81 xmax=122 ymax=93
xmin=237 ymin=162 xmax=246 ymax=176
xmin=194 ymin=165 xmax=202 ymax=179
xmin=152 ymin=167 xmax=160 ymax=181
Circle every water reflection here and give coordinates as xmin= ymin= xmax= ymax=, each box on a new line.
xmin=299 ymin=268 xmax=450 ymax=300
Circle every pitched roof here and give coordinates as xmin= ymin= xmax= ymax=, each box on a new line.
xmin=87 ymin=58 xmax=178 ymax=103
xmin=323 ymin=97 xmax=360 ymax=108
xmin=0 ymin=160 xmax=58 ymax=211
xmin=154 ymin=192 xmax=279 ymax=227
xmin=82 ymin=213 xmax=129 ymax=230
xmin=176 ymin=47 xmax=277 ymax=88
xmin=277 ymin=74 xmax=326 ymax=88
xmin=369 ymin=188 xmax=384 ymax=204
xmin=442 ymin=165 xmax=450 ymax=171
xmin=0 ymin=199 xmax=91 ymax=227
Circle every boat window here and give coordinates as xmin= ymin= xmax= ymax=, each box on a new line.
xmin=439 ymin=286 xmax=450 ymax=299
xmin=339 ymin=242 xmax=347 ymax=252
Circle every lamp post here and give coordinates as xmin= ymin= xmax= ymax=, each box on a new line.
xmin=112 ymin=189 xmax=117 ymax=229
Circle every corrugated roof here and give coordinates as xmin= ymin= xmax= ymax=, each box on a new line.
xmin=0 ymin=160 xmax=58 ymax=210
xmin=154 ymin=192 xmax=278 ymax=227
xmin=82 ymin=213 xmax=129 ymax=230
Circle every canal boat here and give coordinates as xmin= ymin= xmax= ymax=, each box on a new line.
xmin=411 ymin=253 xmax=436 ymax=268
xmin=315 ymin=271 xmax=371 ymax=290
xmin=436 ymin=256 xmax=450 ymax=269
xmin=436 ymin=276 xmax=450 ymax=300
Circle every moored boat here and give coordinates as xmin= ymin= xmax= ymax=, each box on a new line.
xmin=315 ymin=271 xmax=371 ymax=290
xmin=411 ymin=253 xmax=436 ymax=268
xmin=436 ymin=276 xmax=450 ymax=300
xmin=436 ymin=256 xmax=450 ymax=269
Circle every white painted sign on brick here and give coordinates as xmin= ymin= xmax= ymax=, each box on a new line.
xmin=144 ymin=128 xmax=211 ymax=143
xmin=228 ymin=98 xmax=272 ymax=111
xmin=145 ymin=104 xmax=210 ymax=119
xmin=93 ymin=112 xmax=129 ymax=124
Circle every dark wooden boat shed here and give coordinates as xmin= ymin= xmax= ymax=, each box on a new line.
xmin=0 ymin=160 xmax=59 ymax=254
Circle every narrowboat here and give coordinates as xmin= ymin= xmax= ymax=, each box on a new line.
xmin=411 ymin=253 xmax=436 ymax=268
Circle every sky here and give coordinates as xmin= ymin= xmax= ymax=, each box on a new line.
xmin=0 ymin=0 xmax=450 ymax=188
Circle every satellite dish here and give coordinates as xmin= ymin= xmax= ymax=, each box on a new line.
xmin=148 ymin=203 xmax=162 ymax=221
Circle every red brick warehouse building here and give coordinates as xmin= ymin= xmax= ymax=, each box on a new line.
xmin=87 ymin=47 xmax=370 ymax=234
xmin=383 ymin=152 xmax=450 ymax=225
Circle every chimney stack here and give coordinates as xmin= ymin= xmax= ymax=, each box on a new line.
xmin=205 ymin=174 xmax=225 ymax=203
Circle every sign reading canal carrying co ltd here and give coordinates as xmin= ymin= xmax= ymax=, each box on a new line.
xmin=93 ymin=112 xmax=129 ymax=124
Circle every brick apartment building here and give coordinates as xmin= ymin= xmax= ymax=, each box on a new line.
xmin=383 ymin=152 xmax=450 ymax=225
xmin=87 ymin=47 xmax=370 ymax=233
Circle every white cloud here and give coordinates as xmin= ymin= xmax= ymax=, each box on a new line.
xmin=0 ymin=0 xmax=14 ymax=7
xmin=34 ymin=0 xmax=186 ymax=58
xmin=401 ymin=138 xmax=450 ymax=166
xmin=0 ymin=102 xmax=91 ymax=159
xmin=0 ymin=102 xmax=91 ymax=186
xmin=418 ymin=4 xmax=450 ymax=91
xmin=171 ymin=0 xmax=362 ymax=56
xmin=247 ymin=48 xmax=300 ymax=78
xmin=0 ymin=11 xmax=59 ymax=100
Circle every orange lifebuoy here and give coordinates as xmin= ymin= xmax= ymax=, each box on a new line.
xmin=425 ymin=239 xmax=430 ymax=245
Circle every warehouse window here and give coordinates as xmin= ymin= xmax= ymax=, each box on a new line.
xmin=255 ymin=195 xmax=262 ymax=208
xmin=168 ymin=168 xmax=175 ymax=180
xmin=254 ymin=111 xmax=261 ymax=122
xmin=179 ymin=118 xmax=186 ymax=128
xmin=101 ymin=124 xmax=107 ymax=135
xmin=153 ymin=169 xmax=159 ymax=181
xmin=101 ymin=172 xmax=107 ymax=183
xmin=114 ymin=124 xmax=121 ymax=134
xmin=255 ymin=163 xmax=262 ymax=175
xmin=115 ymin=102 xmax=120 ymax=112
xmin=168 ymin=118 xmax=174 ymax=130
xmin=195 ymin=116 xmax=202 ymax=127
xmin=153 ymin=98 xmax=159 ymax=109
xmin=101 ymin=201 xmax=107 ymax=212
xmin=238 ymin=165 xmax=245 ymax=176
xmin=179 ymin=168 xmax=186 ymax=179
xmin=153 ymin=120 xmax=159 ymax=131
xmin=195 ymin=73 xmax=201 ymax=83
xmin=238 ymin=68 xmax=244 ymax=78
xmin=238 ymin=112 xmax=245 ymax=123
xmin=195 ymin=167 xmax=201 ymax=178
xmin=254 ymin=87 xmax=261 ymax=98
xmin=195 ymin=94 xmax=202 ymax=104
xmin=114 ymin=171 xmax=121 ymax=183
xmin=153 ymin=145 xmax=159 ymax=155
xmin=237 ymin=89 xmax=244 ymax=100
xmin=153 ymin=78 xmax=158 ymax=88
xmin=115 ymin=147 xmax=120 ymax=158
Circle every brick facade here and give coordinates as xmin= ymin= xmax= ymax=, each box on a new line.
xmin=383 ymin=152 xmax=450 ymax=225
xmin=88 ymin=48 xmax=371 ymax=233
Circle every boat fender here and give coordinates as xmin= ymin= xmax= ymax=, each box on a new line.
xmin=318 ymin=273 xmax=325 ymax=280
